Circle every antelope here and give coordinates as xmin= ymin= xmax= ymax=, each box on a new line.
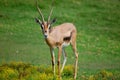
xmin=35 ymin=1 xmax=78 ymax=80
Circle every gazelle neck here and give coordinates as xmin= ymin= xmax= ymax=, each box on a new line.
xmin=45 ymin=35 xmax=55 ymax=48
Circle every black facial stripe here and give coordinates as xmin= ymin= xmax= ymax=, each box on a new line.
xmin=40 ymin=24 xmax=43 ymax=29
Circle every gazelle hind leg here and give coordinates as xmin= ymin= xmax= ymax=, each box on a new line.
xmin=71 ymin=42 xmax=78 ymax=80
xmin=61 ymin=47 xmax=67 ymax=73
xmin=71 ymin=32 xmax=78 ymax=80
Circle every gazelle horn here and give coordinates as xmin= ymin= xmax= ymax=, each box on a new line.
xmin=36 ymin=0 xmax=45 ymax=22
xmin=48 ymin=7 xmax=53 ymax=22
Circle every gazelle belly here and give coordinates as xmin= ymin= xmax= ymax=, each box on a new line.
xmin=62 ymin=42 xmax=70 ymax=47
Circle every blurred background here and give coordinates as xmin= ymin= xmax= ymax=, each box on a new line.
xmin=0 ymin=0 xmax=120 ymax=79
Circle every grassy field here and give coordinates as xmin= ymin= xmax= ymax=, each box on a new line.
xmin=0 ymin=0 xmax=120 ymax=79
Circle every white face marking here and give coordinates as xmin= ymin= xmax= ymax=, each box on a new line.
xmin=41 ymin=24 xmax=44 ymax=29
xmin=44 ymin=32 xmax=48 ymax=38
xmin=48 ymin=24 xmax=50 ymax=28
xmin=40 ymin=22 xmax=51 ymax=39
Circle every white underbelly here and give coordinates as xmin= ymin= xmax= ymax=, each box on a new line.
xmin=62 ymin=42 xmax=70 ymax=47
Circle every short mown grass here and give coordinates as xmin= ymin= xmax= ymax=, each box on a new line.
xmin=0 ymin=0 xmax=120 ymax=80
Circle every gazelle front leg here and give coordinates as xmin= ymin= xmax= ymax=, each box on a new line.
xmin=61 ymin=47 xmax=67 ymax=73
xmin=58 ymin=46 xmax=62 ymax=78
xmin=50 ymin=48 xmax=55 ymax=75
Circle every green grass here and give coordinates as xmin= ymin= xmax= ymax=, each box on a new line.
xmin=0 ymin=0 xmax=120 ymax=79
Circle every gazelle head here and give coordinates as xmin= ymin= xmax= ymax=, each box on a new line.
xmin=35 ymin=2 xmax=56 ymax=38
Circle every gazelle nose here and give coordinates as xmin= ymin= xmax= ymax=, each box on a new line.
xmin=45 ymin=31 xmax=47 ymax=33
xmin=44 ymin=35 xmax=48 ymax=38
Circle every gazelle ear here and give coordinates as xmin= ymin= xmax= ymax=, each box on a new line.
xmin=50 ymin=18 xmax=56 ymax=24
xmin=35 ymin=18 xmax=41 ymax=24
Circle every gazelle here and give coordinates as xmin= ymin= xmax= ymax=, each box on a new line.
xmin=35 ymin=1 xmax=78 ymax=80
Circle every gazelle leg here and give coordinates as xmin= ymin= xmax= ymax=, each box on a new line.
xmin=58 ymin=46 xmax=62 ymax=78
xmin=71 ymin=42 xmax=78 ymax=80
xmin=74 ymin=50 xmax=78 ymax=80
xmin=50 ymin=48 xmax=55 ymax=75
xmin=61 ymin=47 xmax=67 ymax=73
